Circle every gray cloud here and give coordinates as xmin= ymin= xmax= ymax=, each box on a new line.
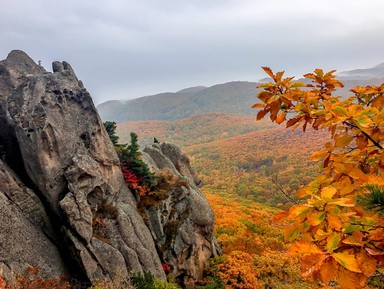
xmin=1 ymin=0 xmax=384 ymax=104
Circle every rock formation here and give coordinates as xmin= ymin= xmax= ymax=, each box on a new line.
xmin=0 ymin=50 xmax=219 ymax=288
xmin=142 ymin=143 xmax=220 ymax=286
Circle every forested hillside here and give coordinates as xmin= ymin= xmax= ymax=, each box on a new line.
xmin=117 ymin=114 xmax=328 ymax=207
xmin=97 ymin=81 xmax=259 ymax=122
xmin=114 ymin=112 xmax=330 ymax=287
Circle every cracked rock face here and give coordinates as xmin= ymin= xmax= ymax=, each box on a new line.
xmin=0 ymin=50 xmax=164 ymax=283
xmin=0 ymin=50 xmax=220 ymax=288
xmin=142 ymin=143 xmax=220 ymax=286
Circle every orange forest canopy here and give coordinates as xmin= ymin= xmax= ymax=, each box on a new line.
xmin=253 ymin=67 xmax=384 ymax=289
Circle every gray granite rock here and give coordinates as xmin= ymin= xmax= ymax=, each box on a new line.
xmin=142 ymin=143 xmax=220 ymax=286
xmin=0 ymin=50 xmax=164 ymax=283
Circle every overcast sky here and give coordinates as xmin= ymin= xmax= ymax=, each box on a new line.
xmin=1 ymin=0 xmax=384 ymax=104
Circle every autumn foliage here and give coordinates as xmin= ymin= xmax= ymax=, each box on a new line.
xmin=1 ymin=266 xmax=71 ymax=289
xmin=254 ymin=67 xmax=384 ymax=288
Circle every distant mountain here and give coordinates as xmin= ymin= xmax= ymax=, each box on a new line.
xmin=337 ymin=61 xmax=384 ymax=80
xmin=98 ymin=63 xmax=384 ymax=122
xmin=97 ymin=81 xmax=260 ymax=122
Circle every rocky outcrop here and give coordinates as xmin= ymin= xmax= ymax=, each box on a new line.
xmin=0 ymin=50 xmax=164 ymax=283
xmin=0 ymin=50 xmax=218 ymax=288
xmin=142 ymin=143 xmax=220 ymax=286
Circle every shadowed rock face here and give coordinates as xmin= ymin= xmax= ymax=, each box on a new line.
xmin=0 ymin=50 xmax=164 ymax=283
xmin=0 ymin=50 xmax=219 ymax=288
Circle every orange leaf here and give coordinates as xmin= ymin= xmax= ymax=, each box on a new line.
xmin=288 ymin=241 xmax=324 ymax=255
xmin=273 ymin=210 xmax=288 ymax=221
xmin=311 ymin=151 xmax=328 ymax=162
xmin=252 ymin=103 xmax=265 ymax=108
xmin=275 ymin=71 xmax=285 ymax=83
xmin=256 ymin=109 xmax=268 ymax=120
xmin=321 ymin=186 xmax=337 ymax=201
xmin=337 ymin=266 xmax=366 ymax=289
xmin=307 ymin=211 xmax=326 ymax=226
xmin=342 ymin=231 xmax=364 ymax=247
xmin=319 ymin=257 xmax=339 ymax=284
xmin=357 ymin=250 xmax=377 ymax=277
xmin=332 ymin=252 xmax=362 ymax=273
xmin=371 ymin=95 xmax=384 ymax=108
xmin=327 ymin=213 xmax=343 ymax=231
xmin=283 ymin=225 xmax=300 ymax=242
xmin=286 ymin=116 xmax=303 ymax=128
xmin=275 ymin=112 xmax=286 ymax=124
xmin=356 ymin=135 xmax=368 ymax=150
xmin=301 ymin=254 xmax=329 ymax=277
xmin=261 ymin=66 xmax=275 ymax=80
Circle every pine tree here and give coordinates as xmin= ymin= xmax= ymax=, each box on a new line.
xmin=120 ymin=132 xmax=157 ymax=187
xmin=103 ymin=121 xmax=119 ymax=145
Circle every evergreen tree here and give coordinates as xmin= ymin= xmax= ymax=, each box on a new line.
xmin=120 ymin=132 xmax=157 ymax=187
xmin=103 ymin=121 xmax=119 ymax=145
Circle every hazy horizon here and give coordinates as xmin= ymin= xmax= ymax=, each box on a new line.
xmin=1 ymin=0 xmax=384 ymax=104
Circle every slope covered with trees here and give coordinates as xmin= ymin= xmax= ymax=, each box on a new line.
xmin=111 ymin=65 xmax=384 ymax=288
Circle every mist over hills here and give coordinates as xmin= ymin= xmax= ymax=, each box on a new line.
xmin=98 ymin=81 xmax=259 ymax=122
xmin=338 ymin=61 xmax=384 ymax=80
xmin=97 ymin=62 xmax=384 ymax=123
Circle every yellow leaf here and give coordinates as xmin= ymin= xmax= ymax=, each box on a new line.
xmin=332 ymin=106 xmax=349 ymax=116
xmin=321 ymin=186 xmax=337 ymax=201
xmin=335 ymin=134 xmax=353 ymax=148
xmin=332 ymin=252 xmax=362 ymax=273
xmin=333 ymin=162 xmax=346 ymax=173
xmin=326 ymin=233 xmax=341 ymax=253
xmin=328 ymin=197 xmax=354 ymax=207
xmin=287 ymin=205 xmax=310 ymax=218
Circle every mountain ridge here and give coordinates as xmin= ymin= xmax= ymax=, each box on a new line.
xmin=97 ymin=62 xmax=384 ymax=122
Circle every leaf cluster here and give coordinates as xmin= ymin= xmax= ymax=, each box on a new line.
xmin=254 ymin=67 xmax=384 ymax=288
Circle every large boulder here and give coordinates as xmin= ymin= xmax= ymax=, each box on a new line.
xmin=0 ymin=50 xmax=164 ymax=283
xmin=142 ymin=143 xmax=220 ymax=287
